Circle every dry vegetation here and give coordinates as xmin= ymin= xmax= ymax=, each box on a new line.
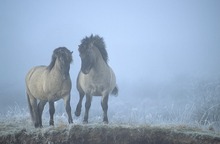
xmin=1 ymin=78 xmax=220 ymax=143
xmin=0 ymin=119 xmax=220 ymax=144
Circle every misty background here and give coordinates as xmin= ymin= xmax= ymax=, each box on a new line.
xmin=0 ymin=0 xmax=220 ymax=128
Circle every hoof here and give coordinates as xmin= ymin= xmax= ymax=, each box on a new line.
xmin=34 ymin=123 xmax=42 ymax=128
xmin=83 ymin=120 xmax=88 ymax=124
xmin=75 ymin=111 xmax=81 ymax=117
xmin=49 ymin=120 xmax=54 ymax=126
xmin=69 ymin=119 xmax=73 ymax=124
xmin=103 ymin=117 xmax=108 ymax=124
xmin=103 ymin=121 xmax=109 ymax=124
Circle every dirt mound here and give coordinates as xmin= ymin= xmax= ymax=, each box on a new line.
xmin=0 ymin=122 xmax=220 ymax=144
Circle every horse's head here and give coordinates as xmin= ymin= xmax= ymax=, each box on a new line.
xmin=48 ymin=47 xmax=73 ymax=72
xmin=79 ymin=35 xmax=109 ymax=74
xmin=53 ymin=47 xmax=73 ymax=64
xmin=78 ymin=43 xmax=95 ymax=74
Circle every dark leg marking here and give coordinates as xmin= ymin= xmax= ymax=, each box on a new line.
xmin=49 ymin=101 xmax=55 ymax=126
xmin=101 ymin=95 xmax=109 ymax=124
xmin=83 ymin=94 xmax=92 ymax=123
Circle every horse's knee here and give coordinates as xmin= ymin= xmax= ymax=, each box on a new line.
xmin=85 ymin=101 xmax=91 ymax=110
xmin=85 ymin=95 xmax=92 ymax=109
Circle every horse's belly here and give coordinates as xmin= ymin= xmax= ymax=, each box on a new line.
xmin=47 ymin=95 xmax=62 ymax=102
xmin=79 ymin=70 xmax=116 ymax=96
xmin=90 ymin=89 xmax=102 ymax=96
xmin=83 ymin=84 xmax=109 ymax=96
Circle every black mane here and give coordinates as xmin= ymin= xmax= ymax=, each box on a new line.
xmin=48 ymin=53 xmax=56 ymax=70
xmin=48 ymin=47 xmax=73 ymax=71
xmin=79 ymin=34 xmax=108 ymax=63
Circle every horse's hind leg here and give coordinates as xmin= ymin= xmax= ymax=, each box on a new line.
xmin=38 ymin=100 xmax=47 ymax=127
xmin=64 ymin=95 xmax=73 ymax=124
xmin=49 ymin=101 xmax=55 ymax=126
xmin=83 ymin=94 xmax=92 ymax=123
xmin=28 ymin=96 xmax=40 ymax=128
xmin=75 ymin=92 xmax=84 ymax=117
xmin=101 ymin=95 xmax=109 ymax=124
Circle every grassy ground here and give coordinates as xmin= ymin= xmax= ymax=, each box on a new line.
xmin=1 ymin=78 xmax=220 ymax=143
xmin=0 ymin=118 xmax=220 ymax=144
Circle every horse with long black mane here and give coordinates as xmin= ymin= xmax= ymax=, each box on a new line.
xmin=75 ymin=34 xmax=118 ymax=124
xmin=25 ymin=47 xmax=73 ymax=128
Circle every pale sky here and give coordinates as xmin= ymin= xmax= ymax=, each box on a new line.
xmin=0 ymin=0 xmax=220 ymax=94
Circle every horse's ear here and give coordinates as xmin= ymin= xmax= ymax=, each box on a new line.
xmin=71 ymin=51 xmax=73 ymax=54
xmin=78 ymin=45 xmax=81 ymax=52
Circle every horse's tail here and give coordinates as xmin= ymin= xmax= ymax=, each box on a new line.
xmin=26 ymin=92 xmax=34 ymax=122
xmin=111 ymin=85 xmax=119 ymax=96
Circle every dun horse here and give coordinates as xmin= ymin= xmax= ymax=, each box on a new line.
xmin=75 ymin=35 xmax=118 ymax=124
xmin=26 ymin=47 xmax=73 ymax=128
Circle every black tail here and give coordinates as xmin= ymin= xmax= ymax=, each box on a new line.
xmin=111 ymin=85 xmax=119 ymax=96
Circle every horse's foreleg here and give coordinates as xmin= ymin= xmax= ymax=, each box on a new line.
xmin=64 ymin=95 xmax=73 ymax=124
xmin=75 ymin=92 xmax=84 ymax=117
xmin=84 ymin=94 xmax=92 ymax=123
xmin=49 ymin=101 xmax=55 ymax=126
xmin=101 ymin=95 xmax=109 ymax=124
xmin=38 ymin=100 xmax=47 ymax=127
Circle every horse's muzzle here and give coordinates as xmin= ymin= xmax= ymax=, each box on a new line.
xmin=81 ymin=68 xmax=90 ymax=75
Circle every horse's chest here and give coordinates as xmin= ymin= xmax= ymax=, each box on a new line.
xmin=81 ymin=77 xmax=108 ymax=96
xmin=43 ymin=79 xmax=71 ymax=101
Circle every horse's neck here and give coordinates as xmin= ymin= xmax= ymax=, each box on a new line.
xmin=51 ymin=59 xmax=69 ymax=79
xmin=92 ymin=48 xmax=109 ymax=73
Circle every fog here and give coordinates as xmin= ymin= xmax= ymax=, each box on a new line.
xmin=1 ymin=0 xmax=220 ymax=127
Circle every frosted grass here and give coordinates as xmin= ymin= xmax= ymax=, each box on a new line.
xmin=1 ymin=78 xmax=220 ymax=132
xmin=0 ymin=99 xmax=218 ymax=133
